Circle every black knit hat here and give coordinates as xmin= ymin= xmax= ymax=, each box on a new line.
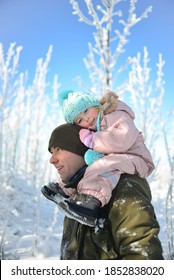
xmin=48 ymin=123 xmax=88 ymax=157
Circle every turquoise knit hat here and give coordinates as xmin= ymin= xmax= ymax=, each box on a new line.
xmin=58 ymin=90 xmax=101 ymax=124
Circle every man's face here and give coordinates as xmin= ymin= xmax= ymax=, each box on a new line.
xmin=50 ymin=147 xmax=85 ymax=183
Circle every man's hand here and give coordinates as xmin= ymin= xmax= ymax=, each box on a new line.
xmin=79 ymin=129 xmax=94 ymax=148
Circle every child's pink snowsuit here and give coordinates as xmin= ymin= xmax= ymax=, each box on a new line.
xmin=62 ymin=100 xmax=155 ymax=206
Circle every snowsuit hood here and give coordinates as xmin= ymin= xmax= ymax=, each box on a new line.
xmin=116 ymin=100 xmax=135 ymax=120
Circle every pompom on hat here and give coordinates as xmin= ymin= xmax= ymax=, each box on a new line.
xmin=58 ymin=89 xmax=101 ymax=124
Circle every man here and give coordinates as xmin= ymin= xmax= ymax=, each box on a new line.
xmin=42 ymin=123 xmax=164 ymax=260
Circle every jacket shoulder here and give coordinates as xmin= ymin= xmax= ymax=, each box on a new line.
xmin=107 ymin=174 xmax=163 ymax=260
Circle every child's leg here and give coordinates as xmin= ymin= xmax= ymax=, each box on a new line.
xmin=77 ymin=153 xmax=140 ymax=207
xmin=77 ymin=169 xmax=121 ymax=207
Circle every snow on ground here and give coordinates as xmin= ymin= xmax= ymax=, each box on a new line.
xmin=0 ymin=174 xmax=170 ymax=260
xmin=0 ymin=176 xmax=64 ymax=259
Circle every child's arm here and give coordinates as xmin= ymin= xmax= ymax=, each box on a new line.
xmin=93 ymin=117 xmax=139 ymax=154
xmin=100 ymin=91 xmax=119 ymax=115
xmin=80 ymin=113 xmax=139 ymax=154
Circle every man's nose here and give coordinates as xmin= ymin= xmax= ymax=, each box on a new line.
xmin=50 ymin=154 xmax=58 ymax=164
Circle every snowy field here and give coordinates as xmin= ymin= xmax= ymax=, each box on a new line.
xmin=0 ymin=173 xmax=169 ymax=260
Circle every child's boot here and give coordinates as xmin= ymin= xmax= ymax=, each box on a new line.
xmin=59 ymin=193 xmax=101 ymax=227
xmin=41 ymin=182 xmax=69 ymax=204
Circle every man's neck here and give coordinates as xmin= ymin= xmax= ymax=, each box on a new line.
xmin=65 ymin=165 xmax=87 ymax=189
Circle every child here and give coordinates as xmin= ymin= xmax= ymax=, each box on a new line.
xmin=42 ymin=90 xmax=155 ymax=227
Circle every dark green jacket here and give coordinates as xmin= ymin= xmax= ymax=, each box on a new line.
xmin=60 ymin=174 xmax=164 ymax=260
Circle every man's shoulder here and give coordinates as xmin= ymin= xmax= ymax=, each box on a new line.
xmin=110 ymin=174 xmax=152 ymax=205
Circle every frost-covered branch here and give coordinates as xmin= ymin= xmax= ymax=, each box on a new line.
xmin=112 ymin=1 xmax=152 ymax=66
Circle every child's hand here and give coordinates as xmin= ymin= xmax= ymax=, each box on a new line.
xmin=79 ymin=129 xmax=94 ymax=148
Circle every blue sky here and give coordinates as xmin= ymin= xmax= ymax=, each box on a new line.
xmin=0 ymin=0 xmax=174 ymax=111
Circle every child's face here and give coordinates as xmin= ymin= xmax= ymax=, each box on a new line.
xmin=74 ymin=107 xmax=99 ymax=129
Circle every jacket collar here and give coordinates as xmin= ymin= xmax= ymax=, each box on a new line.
xmin=65 ymin=165 xmax=87 ymax=189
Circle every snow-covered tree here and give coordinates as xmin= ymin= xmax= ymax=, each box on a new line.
xmin=126 ymin=47 xmax=165 ymax=180
xmin=162 ymin=112 xmax=174 ymax=259
xmin=0 ymin=43 xmax=61 ymax=187
xmin=0 ymin=42 xmax=23 ymax=170
xmin=70 ymin=0 xmax=152 ymax=95
xmin=127 ymin=48 xmax=174 ymax=258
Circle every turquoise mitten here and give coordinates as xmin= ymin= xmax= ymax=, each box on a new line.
xmin=84 ymin=149 xmax=105 ymax=165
